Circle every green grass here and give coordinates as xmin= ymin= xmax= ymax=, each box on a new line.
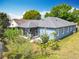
xmin=4 ymin=31 xmax=79 ymax=59
xmin=56 ymin=32 xmax=79 ymax=59
xmin=34 ymin=31 xmax=79 ymax=59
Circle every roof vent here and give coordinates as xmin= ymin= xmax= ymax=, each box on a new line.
xmin=56 ymin=19 xmax=58 ymax=21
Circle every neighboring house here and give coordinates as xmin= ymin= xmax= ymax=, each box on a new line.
xmin=9 ymin=17 xmax=76 ymax=40
xmin=9 ymin=19 xmax=18 ymax=27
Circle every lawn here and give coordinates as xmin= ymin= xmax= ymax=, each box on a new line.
xmin=33 ymin=31 xmax=79 ymax=59
xmin=3 ymin=31 xmax=79 ymax=59
xmin=57 ymin=31 xmax=79 ymax=59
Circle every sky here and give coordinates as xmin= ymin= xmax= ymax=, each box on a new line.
xmin=0 ymin=0 xmax=79 ymax=19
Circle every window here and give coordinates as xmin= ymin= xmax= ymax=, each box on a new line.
xmin=60 ymin=28 xmax=64 ymax=34
xmin=73 ymin=26 xmax=76 ymax=32
xmin=67 ymin=27 xmax=69 ymax=32
xmin=70 ymin=27 xmax=72 ymax=31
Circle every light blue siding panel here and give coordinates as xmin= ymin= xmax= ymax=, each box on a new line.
xmin=38 ymin=26 xmax=76 ymax=40
xmin=23 ymin=25 xmax=76 ymax=40
xmin=55 ymin=26 xmax=76 ymax=39
xmin=38 ymin=28 xmax=56 ymax=39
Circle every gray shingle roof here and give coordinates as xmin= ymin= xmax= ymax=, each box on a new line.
xmin=14 ymin=17 xmax=76 ymax=28
xmin=15 ymin=20 xmax=39 ymax=28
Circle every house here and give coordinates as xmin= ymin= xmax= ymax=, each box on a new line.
xmin=9 ymin=17 xmax=76 ymax=40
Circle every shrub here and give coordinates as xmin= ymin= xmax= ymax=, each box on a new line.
xmin=40 ymin=33 xmax=49 ymax=44
xmin=48 ymin=40 xmax=60 ymax=50
xmin=4 ymin=38 xmax=33 ymax=59
xmin=39 ymin=34 xmax=49 ymax=55
xmin=4 ymin=28 xmax=21 ymax=42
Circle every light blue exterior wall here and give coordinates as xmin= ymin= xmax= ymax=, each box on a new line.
xmin=55 ymin=25 xmax=76 ymax=39
xmin=38 ymin=25 xmax=76 ymax=40
xmin=23 ymin=25 xmax=76 ymax=40
xmin=38 ymin=28 xmax=56 ymax=39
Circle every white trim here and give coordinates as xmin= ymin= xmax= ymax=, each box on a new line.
xmin=57 ymin=29 xmax=59 ymax=36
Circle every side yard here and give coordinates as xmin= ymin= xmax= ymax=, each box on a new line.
xmin=32 ymin=31 xmax=79 ymax=59
xmin=57 ymin=31 xmax=79 ymax=59
xmin=2 ymin=29 xmax=79 ymax=59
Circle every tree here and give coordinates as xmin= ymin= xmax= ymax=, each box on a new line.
xmin=0 ymin=12 xmax=9 ymax=42
xmin=71 ymin=9 xmax=79 ymax=22
xmin=23 ymin=10 xmax=41 ymax=20
xmin=45 ymin=4 xmax=72 ymax=20
xmin=51 ymin=4 xmax=71 ymax=16
xmin=45 ymin=12 xmax=54 ymax=18
xmin=66 ymin=9 xmax=79 ymax=23
xmin=44 ymin=3 xmax=79 ymax=24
